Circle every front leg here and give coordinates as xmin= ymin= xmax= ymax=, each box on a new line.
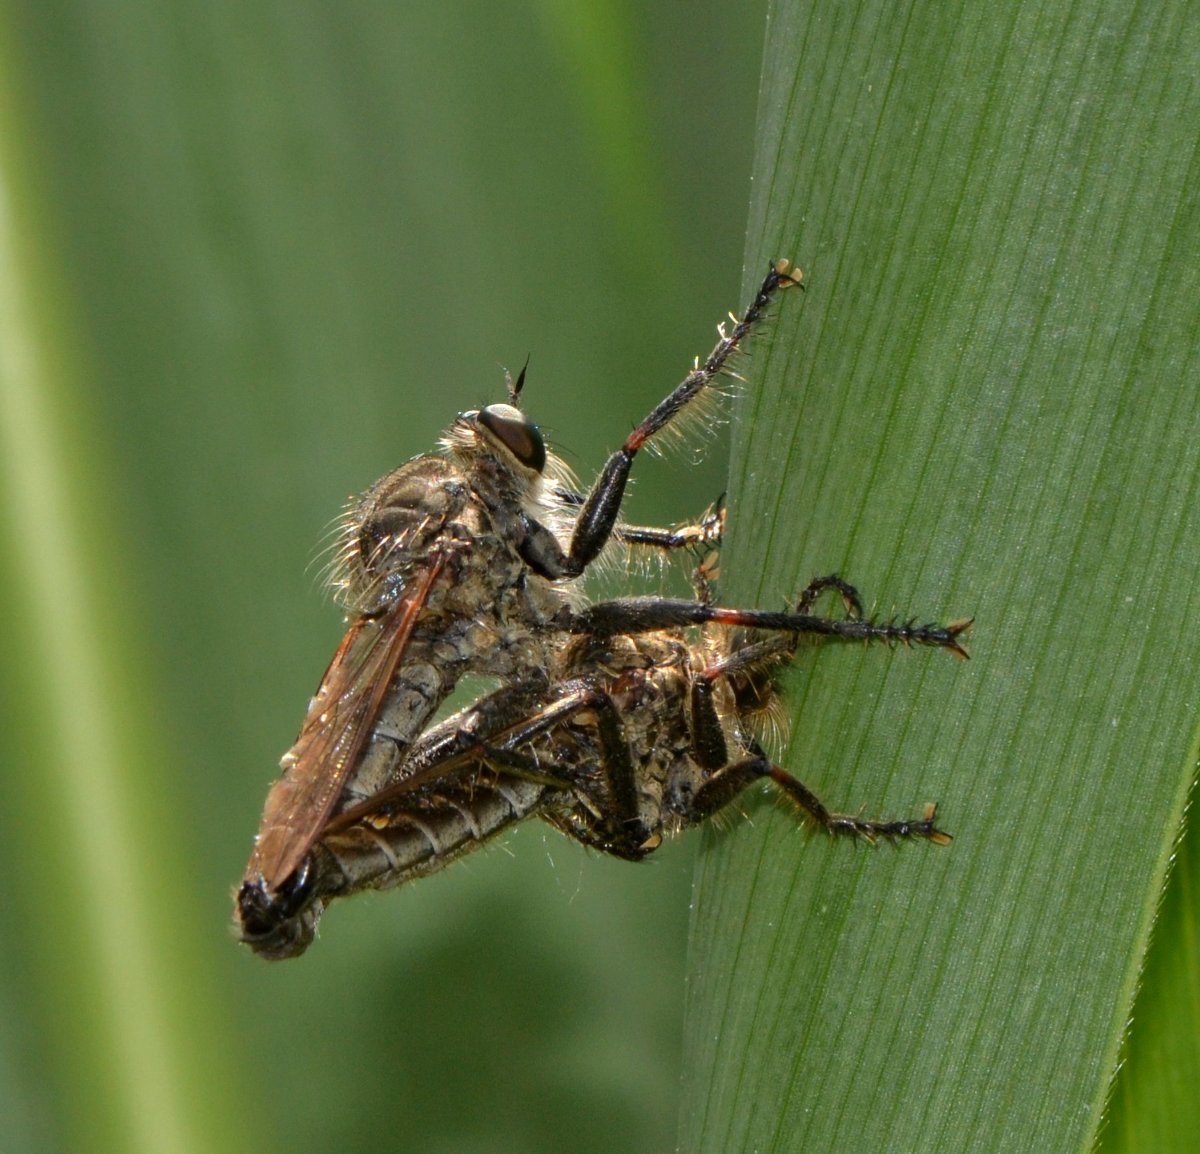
xmin=521 ymin=497 xmax=725 ymax=583
xmin=521 ymin=261 xmax=802 ymax=580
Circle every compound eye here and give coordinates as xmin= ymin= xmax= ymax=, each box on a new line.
xmin=478 ymin=403 xmax=546 ymax=473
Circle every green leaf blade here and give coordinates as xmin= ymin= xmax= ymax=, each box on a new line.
xmin=681 ymin=1 xmax=1200 ymax=1151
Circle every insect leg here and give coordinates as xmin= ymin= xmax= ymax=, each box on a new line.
xmin=324 ymin=677 xmax=643 ymax=839
xmin=795 ymin=573 xmax=864 ymax=617
xmin=571 ymin=596 xmax=972 ymax=658
xmin=529 ymin=681 xmax=643 ymax=836
xmin=402 ymin=716 xmax=657 ymax=862
xmin=413 ymin=676 xmax=655 ymax=858
xmin=695 ymin=574 xmax=866 ymax=695
xmin=545 ymin=261 xmax=801 ymax=578
xmin=481 ymin=725 xmax=657 ymax=861
xmin=614 ymin=502 xmax=724 ymax=552
xmin=686 ymin=658 xmax=731 ymax=771
xmin=551 ymin=490 xmax=726 ymax=555
xmin=687 ymin=750 xmax=951 ymax=845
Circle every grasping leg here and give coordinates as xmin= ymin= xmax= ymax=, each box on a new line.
xmin=522 ymin=261 xmax=802 ymax=579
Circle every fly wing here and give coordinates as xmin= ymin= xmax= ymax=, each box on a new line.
xmin=321 ymin=679 xmax=584 ymax=836
xmin=245 ymin=554 xmax=446 ymax=890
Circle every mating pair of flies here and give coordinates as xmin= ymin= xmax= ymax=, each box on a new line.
xmin=236 ymin=261 xmax=970 ymax=960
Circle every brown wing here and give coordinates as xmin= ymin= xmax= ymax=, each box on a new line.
xmin=322 ymin=682 xmax=589 ymax=836
xmin=246 ymin=554 xmax=447 ymax=889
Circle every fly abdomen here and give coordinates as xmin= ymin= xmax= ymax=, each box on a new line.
xmin=322 ymin=776 xmax=553 ymax=894
xmin=339 ymin=660 xmax=446 ymax=802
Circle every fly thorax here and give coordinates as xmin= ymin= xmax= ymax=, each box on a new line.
xmin=338 ymin=456 xmax=469 ymax=613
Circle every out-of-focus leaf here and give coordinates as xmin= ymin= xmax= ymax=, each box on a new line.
xmin=0 ymin=2 xmax=767 ymax=1152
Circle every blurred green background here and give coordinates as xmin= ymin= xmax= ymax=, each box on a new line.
xmin=0 ymin=3 xmax=768 ymax=1152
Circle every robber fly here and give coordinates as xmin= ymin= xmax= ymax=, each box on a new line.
xmin=237 ymin=261 xmax=803 ymax=954
xmin=242 ymin=556 xmax=969 ymax=958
